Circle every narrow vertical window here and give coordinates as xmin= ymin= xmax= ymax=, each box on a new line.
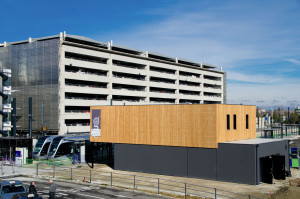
xmin=227 ymin=114 xmax=230 ymax=130
xmin=246 ymin=114 xmax=249 ymax=129
xmin=233 ymin=114 xmax=237 ymax=130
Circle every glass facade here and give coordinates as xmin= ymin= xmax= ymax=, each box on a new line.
xmin=0 ymin=38 xmax=59 ymax=133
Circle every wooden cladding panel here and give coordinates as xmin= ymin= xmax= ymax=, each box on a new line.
xmin=90 ymin=104 xmax=219 ymax=148
xmin=90 ymin=104 xmax=256 ymax=148
xmin=216 ymin=105 xmax=256 ymax=143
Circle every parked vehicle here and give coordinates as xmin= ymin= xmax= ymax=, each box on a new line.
xmin=0 ymin=181 xmax=28 ymax=199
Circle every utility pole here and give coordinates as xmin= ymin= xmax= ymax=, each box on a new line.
xmin=288 ymin=107 xmax=290 ymax=125
xmin=12 ymin=98 xmax=16 ymax=137
xmin=278 ymin=108 xmax=281 ymax=126
xmin=270 ymin=108 xmax=273 ymax=128
xmin=41 ymin=100 xmax=44 ymax=136
xmin=28 ymin=97 xmax=32 ymax=138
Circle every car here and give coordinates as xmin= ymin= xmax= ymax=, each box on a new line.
xmin=0 ymin=181 xmax=28 ymax=199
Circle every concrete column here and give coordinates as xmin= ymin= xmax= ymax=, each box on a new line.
xmin=200 ymin=72 xmax=204 ymax=99
xmin=145 ymin=63 xmax=150 ymax=103
xmin=108 ymin=54 xmax=113 ymax=101
xmin=58 ymin=45 xmax=66 ymax=135
xmin=175 ymin=68 xmax=180 ymax=104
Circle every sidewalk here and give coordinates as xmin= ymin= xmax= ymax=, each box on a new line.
xmin=89 ymin=164 xmax=300 ymax=199
xmin=31 ymin=163 xmax=300 ymax=199
xmin=1 ymin=164 xmax=36 ymax=177
xmin=3 ymin=162 xmax=300 ymax=198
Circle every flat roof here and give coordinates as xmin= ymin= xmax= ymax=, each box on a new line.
xmin=148 ymin=52 xmax=176 ymax=62
xmin=0 ymin=137 xmax=33 ymax=140
xmin=92 ymin=103 xmax=256 ymax=108
xmin=1 ymin=32 xmax=223 ymax=73
xmin=112 ymin=44 xmax=143 ymax=55
xmin=178 ymin=58 xmax=201 ymax=67
xmin=202 ymin=63 xmax=217 ymax=69
xmin=67 ymin=34 xmax=107 ymax=48
xmin=222 ymin=138 xmax=286 ymax=145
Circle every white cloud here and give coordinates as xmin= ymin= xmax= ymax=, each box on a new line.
xmin=227 ymin=82 xmax=300 ymax=107
xmin=285 ymin=59 xmax=300 ymax=65
xmin=93 ymin=0 xmax=300 ymax=107
xmin=227 ymin=72 xmax=286 ymax=84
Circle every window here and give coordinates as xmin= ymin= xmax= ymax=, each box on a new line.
xmin=227 ymin=114 xmax=230 ymax=130
xmin=40 ymin=142 xmax=50 ymax=156
xmin=233 ymin=114 xmax=237 ymax=130
xmin=55 ymin=143 xmax=73 ymax=157
xmin=1 ymin=185 xmax=25 ymax=193
xmin=246 ymin=114 xmax=249 ymax=129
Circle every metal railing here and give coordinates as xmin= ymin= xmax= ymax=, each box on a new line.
xmin=35 ymin=165 xmax=261 ymax=199
xmin=257 ymin=125 xmax=300 ymax=139
xmin=1 ymin=161 xmax=16 ymax=175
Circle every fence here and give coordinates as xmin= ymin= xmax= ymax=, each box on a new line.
xmin=35 ymin=165 xmax=261 ymax=199
xmin=1 ymin=157 xmax=16 ymax=165
xmin=257 ymin=125 xmax=300 ymax=139
xmin=23 ymin=155 xmax=82 ymax=168
xmin=1 ymin=161 xmax=16 ymax=175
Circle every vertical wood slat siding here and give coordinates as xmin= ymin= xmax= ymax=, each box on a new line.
xmin=90 ymin=104 xmax=256 ymax=148
xmin=216 ymin=105 xmax=256 ymax=143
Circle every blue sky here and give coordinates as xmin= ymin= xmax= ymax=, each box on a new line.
xmin=1 ymin=0 xmax=300 ymax=108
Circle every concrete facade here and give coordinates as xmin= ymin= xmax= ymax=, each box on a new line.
xmin=59 ymin=35 xmax=225 ymax=135
xmin=1 ymin=33 xmax=225 ymax=135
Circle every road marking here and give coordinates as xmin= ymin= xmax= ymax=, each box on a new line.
xmin=74 ymin=192 xmax=105 ymax=199
xmin=67 ymin=188 xmax=79 ymax=192
xmin=115 ymin=195 xmax=131 ymax=198
xmin=57 ymin=192 xmax=68 ymax=196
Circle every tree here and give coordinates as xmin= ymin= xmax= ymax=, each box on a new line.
xmin=290 ymin=113 xmax=298 ymax=124
xmin=273 ymin=110 xmax=279 ymax=123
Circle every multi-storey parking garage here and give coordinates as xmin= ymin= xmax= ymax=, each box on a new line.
xmin=0 ymin=32 xmax=226 ymax=135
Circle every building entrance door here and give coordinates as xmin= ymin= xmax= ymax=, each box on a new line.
xmin=260 ymin=156 xmax=273 ymax=184
xmin=272 ymin=155 xmax=286 ymax=180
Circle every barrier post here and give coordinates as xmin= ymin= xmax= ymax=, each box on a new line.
xmin=90 ymin=169 xmax=92 ymax=183
xmin=36 ymin=164 xmax=38 ymax=176
xmin=71 ymin=168 xmax=72 ymax=180
xmin=110 ymin=172 xmax=112 ymax=186
xmin=133 ymin=175 xmax=136 ymax=190
xmin=53 ymin=165 xmax=55 ymax=178
xmin=214 ymin=188 xmax=217 ymax=199
xmin=184 ymin=183 xmax=187 ymax=199
xmin=158 ymin=178 xmax=160 ymax=194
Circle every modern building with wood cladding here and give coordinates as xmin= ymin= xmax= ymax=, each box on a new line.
xmin=90 ymin=104 xmax=290 ymax=185
xmin=90 ymin=104 xmax=256 ymax=148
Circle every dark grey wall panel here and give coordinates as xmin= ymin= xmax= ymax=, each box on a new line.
xmin=114 ymin=141 xmax=289 ymax=185
xmin=256 ymin=140 xmax=289 ymax=183
xmin=114 ymin=144 xmax=188 ymax=177
xmin=217 ymin=143 xmax=256 ymax=184
xmin=188 ymin=148 xmax=217 ymax=180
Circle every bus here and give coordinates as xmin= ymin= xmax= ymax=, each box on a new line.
xmin=32 ymin=136 xmax=58 ymax=159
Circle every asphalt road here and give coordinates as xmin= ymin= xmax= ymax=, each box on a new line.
xmin=0 ymin=176 xmax=166 ymax=199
